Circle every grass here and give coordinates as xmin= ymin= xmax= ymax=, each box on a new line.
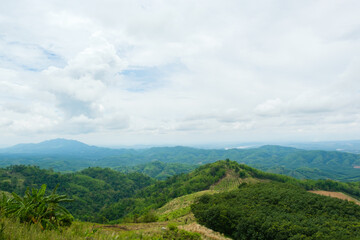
xmin=156 ymin=170 xmax=261 ymax=222
xmin=156 ymin=190 xmax=215 ymax=222
xmin=0 ymin=218 xmax=167 ymax=240
xmin=0 ymin=218 xmax=202 ymax=240
xmin=152 ymin=170 xmax=261 ymax=239
xmin=0 ymin=218 xmax=105 ymax=240
xmin=209 ymin=170 xmax=262 ymax=191
xmin=0 ymin=170 xmax=252 ymax=239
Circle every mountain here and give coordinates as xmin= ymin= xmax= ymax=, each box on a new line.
xmin=1 ymin=139 xmax=360 ymax=181
xmin=0 ymin=138 xmax=128 ymax=157
xmin=0 ymin=139 xmax=139 ymax=171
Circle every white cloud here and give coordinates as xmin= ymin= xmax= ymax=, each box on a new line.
xmin=0 ymin=0 xmax=360 ymax=146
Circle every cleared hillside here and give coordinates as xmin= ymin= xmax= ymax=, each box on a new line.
xmin=309 ymin=190 xmax=360 ymax=205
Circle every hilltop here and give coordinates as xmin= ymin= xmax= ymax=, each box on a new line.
xmin=1 ymin=160 xmax=360 ymax=239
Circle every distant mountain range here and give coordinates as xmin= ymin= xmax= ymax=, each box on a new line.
xmin=281 ymin=140 xmax=360 ymax=154
xmin=0 ymin=138 xmax=129 ymax=157
xmin=224 ymin=140 xmax=360 ymax=154
xmin=0 ymin=138 xmax=360 ymax=181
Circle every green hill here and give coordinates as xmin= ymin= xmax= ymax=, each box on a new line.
xmin=1 ymin=160 xmax=360 ymax=239
xmin=192 ymin=182 xmax=360 ymax=239
xmin=115 ymin=161 xmax=196 ymax=180
xmin=1 ymin=139 xmax=360 ymax=181
xmin=0 ymin=165 xmax=155 ymax=222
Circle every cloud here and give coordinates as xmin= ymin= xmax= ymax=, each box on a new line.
xmin=1 ymin=0 xmax=360 ymax=145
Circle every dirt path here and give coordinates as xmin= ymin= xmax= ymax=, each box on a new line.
xmin=97 ymin=222 xmax=168 ymax=231
xmin=180 ymin=222 xmax=231 ymax=240
xmin=309 ymin=191 xmax=360 ymax=205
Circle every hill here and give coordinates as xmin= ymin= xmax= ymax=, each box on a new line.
xmin=1 ymin=160 xmax=360 ymax=239
xmin=192 ymin=182 xmax=360 ymax=239
xmin=0 ymin=138 xmax=134 ymax=157
xmin=99 ymin=160 xmax=360 ymax=239
xmin=0 ymin=165 xmax=154 ymax=222
xmin=114 ymin=161 xmax=196 ymax=180
xmin=1 ymin=139 xmax=360 ymax=181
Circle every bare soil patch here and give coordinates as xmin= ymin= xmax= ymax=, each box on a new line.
xmin=97 ymin=222 xmax=167 ymax=232
xmin=309 ymin=191 xmax=360 ymax=205
xmin=180 ymin=222 xmax=231 ymax=240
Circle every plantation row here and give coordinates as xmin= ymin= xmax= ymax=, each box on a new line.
xmin=192 ymin=182 xmax=360 ymax=239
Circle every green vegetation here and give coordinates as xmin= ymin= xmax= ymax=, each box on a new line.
xmin=1 ymin=160 xmax=360 ymax=225
xmin=0 ymin=184 xmax=73 ymax=230
xmin=0 ymin=165 xmax=154 ymax=222
xmin=0 ymin=218 xmax=200 ymax=240
xmin=156 ymin=190 xmax=214 ymax=221
xmin=115 ymin=161 xmax=196 ymax=180
xmin=1 ymin=159 xmax=360 ymax=239
xmin=192 ymin=182 xmax=360 ymax=240
xmin=163 ymin=223 xmax=201 ymax=240
xmin=2 ymin=139 xmax=360 ymax=181
xmin=99 ymin=161 xmax=227 ymax=222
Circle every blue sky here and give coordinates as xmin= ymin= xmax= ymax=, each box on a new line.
xmin=0 ymin=0 xmax=360 ymax=146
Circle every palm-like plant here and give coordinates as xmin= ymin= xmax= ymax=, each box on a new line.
xmin=1 ymin=184 xmax=73 ymax=230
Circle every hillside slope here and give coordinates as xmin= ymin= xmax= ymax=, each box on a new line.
xmin=0 ymin=165 xmax=155 ymax=222
xmin=192 ymin=182 xmax=360 ymax=239
xmin=1 ymin=160 xmax=360 ymax=239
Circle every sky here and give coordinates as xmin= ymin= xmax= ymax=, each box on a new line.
xmin=0 ymin=0 xmax=360 ymax=147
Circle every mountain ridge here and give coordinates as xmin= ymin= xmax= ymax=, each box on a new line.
xmin=1 ymin=138 xmax=360 ymax=181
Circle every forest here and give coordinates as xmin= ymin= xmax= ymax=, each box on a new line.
xmin=192 ymin=182 xmax=360 ymax=239
xmin=1 ymin=139 xmax=360 ymax=181
xmin=1 ymin=160 xmax=360 ymax=239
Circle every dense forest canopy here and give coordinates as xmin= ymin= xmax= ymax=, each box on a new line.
xmin=0 ymin=165 xmax=154 ymax=222
xmin=114 ymin=161 xmax=196 ymax=180
xmin=1 ymin=139 xmax=360 ymax=181
xmin=1 ymin=159 xmax=360 ymax=239
xmin=1 ymin=160 xmax=360 ymax=224
xmin=192 ymin=182 xmax=360 ymax=239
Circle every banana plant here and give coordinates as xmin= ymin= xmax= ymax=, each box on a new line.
xmin=0 ymin=184 xmax=73 ymax=230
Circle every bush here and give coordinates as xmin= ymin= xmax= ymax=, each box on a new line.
xmin=138 ymin=210 xmax=158 ymax=223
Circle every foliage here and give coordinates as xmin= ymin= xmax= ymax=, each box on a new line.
xmin=1 ymin=160 xmax=360 ymax=226
xmin=192 ymin=182 xmax=360 ymax=240
xmin=115 ymin=161 xmax=196 ymax=180
xmin=2 ymin=140 xmax=360 ymax=181
xmin=0 ymin=184 xmax=73 ymax=230
xmin=98 ymin=161 xmax=228 ymax=222
xmin=0 ymin=166 xmax=154 ymax=222
xmin=137 ymin=210 xmax=158 ymax=223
